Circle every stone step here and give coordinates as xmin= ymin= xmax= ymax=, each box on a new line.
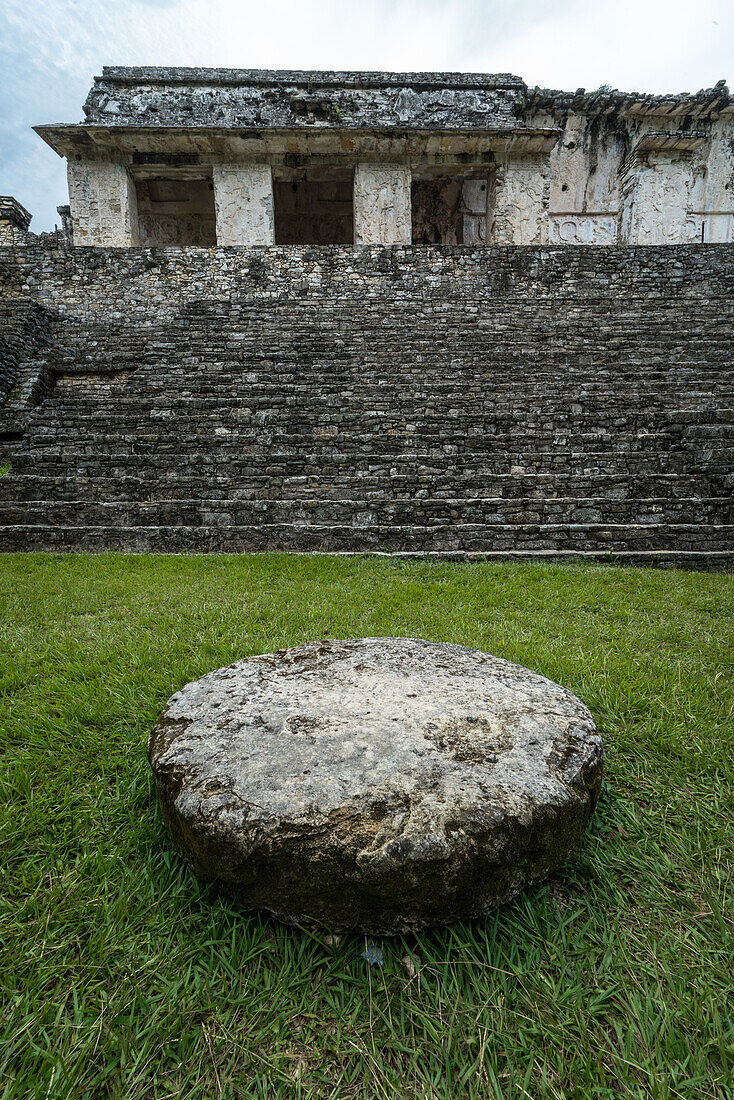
xmin=37 ymin=394 xmax=734 ymax=418
xmin=42 ymin=370 xmax=734 ymax=384
xmin=46 ymin=338 xmax=734 ymax=360
xmin=47 ymin=368 xmax=734 ymax=387
xmin=27 ymin=400 xmax=734 ymax=428
xmin=2 ymin=495 xmax=730 ymax=529
xmin=8 ymin=447 xmax=732 ymax=480
xmin=54 ymin=345 xmax=734 ymax=363
xmin=16 ymin=432 xmax=728 ymax=455
xmin=2 ymin=471 xmax=724 ymax=503
xmin=58 ymin=352 xmax=734 ymax=367
xmin=0 ymin=521 xmax=730 ymax=555
xmin=26 ymin=432 xmax=732 ymax=458
xmin=44 ymin=377 xmax=734 ymax=398
xmin=18 ymin=411 xmax=734 ymax=438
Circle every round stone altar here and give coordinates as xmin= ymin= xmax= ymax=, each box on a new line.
xmin=148 ymin=638 xmax=602 ymax=933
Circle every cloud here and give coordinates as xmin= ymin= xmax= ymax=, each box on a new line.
xmin=1 ymin=0 xmax=732 ymax=230
xmin=472 ymin=0 xmax=732 ymax=93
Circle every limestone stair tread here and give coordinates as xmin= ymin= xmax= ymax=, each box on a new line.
xmin=0 ymin=521 xmax=731 ymax=556
xmin=1 ymin=496 xmax=730 ymax=519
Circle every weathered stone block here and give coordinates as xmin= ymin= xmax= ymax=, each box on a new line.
xmin=213 ymin=164 xmax=274 ymax=246
xmin=492 ymin=158 xmax=548 ymax=245
xmin=148 ymin=638 xmax=602 ymax=933
xmin=354 ymin=164 xmax=412 ymax=245
xmin=67 ymin=160 xmax=138 ymax=246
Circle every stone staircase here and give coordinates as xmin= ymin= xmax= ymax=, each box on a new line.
xmin=0 ymin=298 xmax=55 ymax=465
xmin=0 ymin=244 xmax=732 ymax=567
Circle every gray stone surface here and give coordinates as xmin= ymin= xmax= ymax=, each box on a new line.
xmin=148 ymin=638 xmax=602 ymax=933
xmin=1 ymin=242 xmax=732 ymax=567
xmin=80 ymin=68 xmax=526 ymax=131
xmin=34 ymin=70 xmax=734 ymax=247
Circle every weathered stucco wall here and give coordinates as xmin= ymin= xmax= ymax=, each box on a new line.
xmin=461 ymin=180 xmax=489 ymax=245
xmin=59 ymin=125 xmax=734 ymax=247
xmin=491 ymin=158 xmax=549 ymax=244
xmin=621 ymin=156 xmax=697 ymax=245
xmin=535 ymin=104 xmax=734 ymax=245
xmin=67 ymin=160 xmax=139 ymax=246
xmin=354 ymin=164 xmax=412 ymax=244
xmin=698 ymin=118 xmax=734 ymax=242
xmin=213 ymin=163 xmax=275 ymax=246
xmin=543 ymin=113 xmax=624 ymax=244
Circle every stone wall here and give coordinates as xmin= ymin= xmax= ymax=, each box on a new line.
xmin=0 ymin=196 xmax=33 ymax=247
xmin=0 ymin=241 xmax=732 ymax=567
xmin=532 ymin=94 xmax=734 ymax=246
xmin=0 ymin=300 xmax=33 ymax=406
xmin=82 ymin=68 xmax=526 ymax=130
xmin=0 ymin=298 xmax=54 ymax=463
xmin=66 ymin=159 xmax=140 ymax=246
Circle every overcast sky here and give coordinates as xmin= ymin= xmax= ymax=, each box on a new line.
xmin=2 ymin=0 xmax=733 ymax=230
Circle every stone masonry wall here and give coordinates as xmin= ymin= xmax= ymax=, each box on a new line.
xmin=0 ymin=298 xmax=54 ymax=463
xmin=82 ymin=68 xmax=526 ymax=130
xmin=0 ymin=242 xmax=732 ymax=567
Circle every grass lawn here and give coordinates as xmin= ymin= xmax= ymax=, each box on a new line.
xmin=0 ymin=553 xmax=732 ymax=1100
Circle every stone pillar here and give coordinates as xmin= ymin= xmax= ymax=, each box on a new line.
xmin=56 ymin=205 xmax=73 ymax=246
xmin=0 ymin=196 xmax=32 ymax=245
xmin=490 ymin=157 xmax=549 ymax=245
xmin=621 ymin=156 xmax=695 ymax=244
xmin=213 ymin=164 xmax=274 ymax=245
xmin=353 ymin=164 xmax=412 ymax=245
xmin=461 ymin=180 xmax=489 ymax=245
xmin=697 ymin=122 xmax=734 ymax=242
xmin=67 ymin=159 xmax=139 ymax=246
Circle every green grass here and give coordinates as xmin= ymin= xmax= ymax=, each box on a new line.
xmin=0 ymin=553 xmax=732 ymax=1100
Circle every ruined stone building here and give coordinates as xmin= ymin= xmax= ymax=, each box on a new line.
xmin=0 ymin=69 xmax=732 ymax=566
xmin=31 ymin=68 xmax=734 ymax=247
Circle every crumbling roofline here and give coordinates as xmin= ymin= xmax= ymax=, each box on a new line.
xmin=96 ymin=67 xmax=527 ymax=91
xmin=523 ymin=79 xmax=733 ymax=119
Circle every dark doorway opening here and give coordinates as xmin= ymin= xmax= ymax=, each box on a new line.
xmin=411 ymin=176 xmax=489 ymax=245
xmin=134 ymin=176 xmax=216 ymax=246
xmin=274 ymin=172 xmax=354 ymax=244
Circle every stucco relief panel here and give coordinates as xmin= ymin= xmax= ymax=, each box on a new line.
xmin=548 ymin=214 xmax=618 ymax=245
xmin=491 ymin=160 xmax=548 ymax=245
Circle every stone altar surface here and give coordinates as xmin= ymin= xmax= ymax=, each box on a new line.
xmin=148 ymin=638 xmax=603 ymax=933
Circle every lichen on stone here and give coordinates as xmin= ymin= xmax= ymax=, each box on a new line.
xmin=148 ymin=637 xmax=603 ymax=933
